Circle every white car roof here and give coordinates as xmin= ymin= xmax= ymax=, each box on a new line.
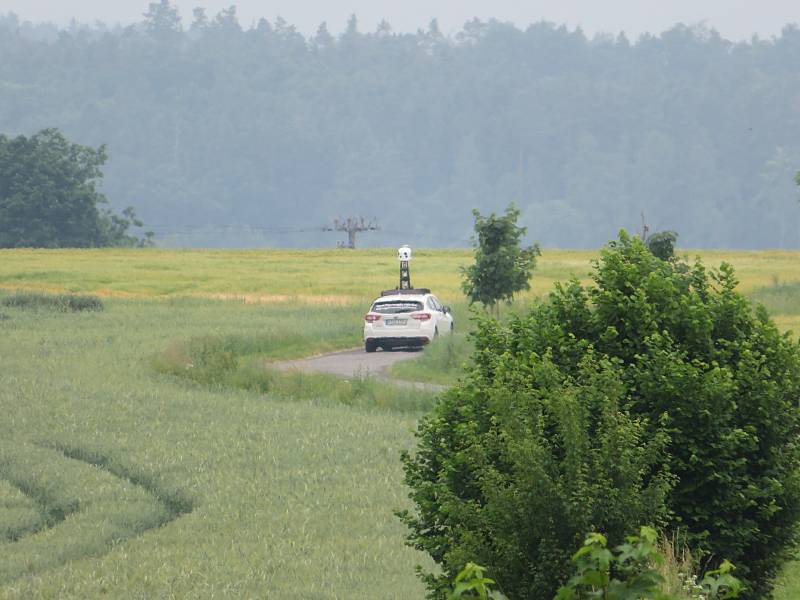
xmin=372 ymin=294 xmax=428 ymax=303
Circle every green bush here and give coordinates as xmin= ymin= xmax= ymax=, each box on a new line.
xmin=399 ymin=345 xmax=674 ymax=598
xmin=400 ymin=233 xmax=800 ymax=599
xmin=646 ymin=230 xmax=678 ymax=260
xmin=1 ymin=292 xmax=103 ymax=312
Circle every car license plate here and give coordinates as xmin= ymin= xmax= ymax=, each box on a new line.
xmin=385 ymin=318 xmax=407 ymax=326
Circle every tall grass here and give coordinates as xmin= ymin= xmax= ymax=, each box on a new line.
xmin=749 ymin=281 xmax=800 ymax=316
xmin=389 ymin=299 xmax=538 ymax=385
xmin=775 ymin=560 xmax=800 ymax=600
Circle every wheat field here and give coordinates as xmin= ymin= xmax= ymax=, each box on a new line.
xmin=1 ymin=247 xmax=798 ymax=598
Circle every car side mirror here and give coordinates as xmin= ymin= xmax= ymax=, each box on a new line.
xmin=443 ymin=306 xmax=451 ymax=314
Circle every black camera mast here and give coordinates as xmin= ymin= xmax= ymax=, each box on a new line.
xmin=398 ymin=245 xmax=412 ymax=289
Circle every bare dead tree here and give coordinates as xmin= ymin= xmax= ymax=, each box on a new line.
xmin=323 ymin=216 xmax=380 ymax=248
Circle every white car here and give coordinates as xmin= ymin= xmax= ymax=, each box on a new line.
xmin=363 ymin=288 xmax=454 ymax=352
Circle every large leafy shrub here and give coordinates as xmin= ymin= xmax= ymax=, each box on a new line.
xmin=401 ymin=233 xmax=800 ymax=599
xmin=400 ymin=335 xmax=675 ymax=596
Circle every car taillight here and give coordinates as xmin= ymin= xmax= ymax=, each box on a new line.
xmin=365 ymin=313 xmax=381 ymax=322
xmin=411 ymin=312 xmax=432 ymax=321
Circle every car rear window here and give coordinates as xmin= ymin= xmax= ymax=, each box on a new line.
xmin=371 ymin=300 xmax=423 ymax=314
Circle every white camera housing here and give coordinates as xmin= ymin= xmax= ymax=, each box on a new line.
xmin=398 ymin=245 xmax=412 ymax=262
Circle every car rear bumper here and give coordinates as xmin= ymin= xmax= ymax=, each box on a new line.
xmin=364 ymin=336 xmax=431 ymax=347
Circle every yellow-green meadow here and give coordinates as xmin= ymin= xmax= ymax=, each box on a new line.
xmin=1 ymin=246 xmax=798 ymax=298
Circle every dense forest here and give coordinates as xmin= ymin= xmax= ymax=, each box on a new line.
xmin=1 ymin=3 xmax=799 ymax=248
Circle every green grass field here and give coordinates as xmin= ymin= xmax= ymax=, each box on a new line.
xmin=0 ymin=298 xmax=434 ymax=598
xmin=1 ymin=247 xmax=799 ymax=598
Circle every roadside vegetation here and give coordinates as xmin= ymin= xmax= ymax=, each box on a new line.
xmin=153 ymin=333 xmax=438 ymax=414
xmin=391 ymin=331 xmax=473 ymax=386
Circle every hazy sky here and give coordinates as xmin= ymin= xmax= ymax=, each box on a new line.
xmin=1 ymin=0 xmax=798 ymax=40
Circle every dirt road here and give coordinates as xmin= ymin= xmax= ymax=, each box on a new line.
xmin=269 ymin=347 xmax=446 ymax=392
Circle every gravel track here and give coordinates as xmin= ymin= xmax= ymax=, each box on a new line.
xmin=269 ymin=347 xmax=447 ymax=392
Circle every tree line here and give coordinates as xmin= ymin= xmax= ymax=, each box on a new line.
xmin=1 ymin=3 xmax=799 ymax=248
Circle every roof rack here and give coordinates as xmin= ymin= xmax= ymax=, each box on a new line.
xmin=380 ymin=288 xmax=431 ymax=296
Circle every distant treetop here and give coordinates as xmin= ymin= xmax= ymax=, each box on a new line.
xmin=0 ymin=129 xmax=152 ymax=248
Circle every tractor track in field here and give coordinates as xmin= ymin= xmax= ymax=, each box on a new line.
xmin=268 ymin=347 xmax=448 ymax=393
xmin=0 ymin=442 xmax=194 ymax=583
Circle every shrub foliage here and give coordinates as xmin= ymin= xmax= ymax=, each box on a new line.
xmin=1 ymin=292 xmax=104 ymax=312
xmin=555 ymin=526 xmax=741 ymax=600
xmin=401 ymin=232 xmax=800 ymax=599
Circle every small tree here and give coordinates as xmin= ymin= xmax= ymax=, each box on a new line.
xmin=461 ymin=203 xmax=540 ymax=310
xmin=639 ymin=213 xmax=677 ymax=260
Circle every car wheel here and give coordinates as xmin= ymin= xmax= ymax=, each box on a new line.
xmin=450 ymin=322 xmax=454 ymax=332
xmin=434 ymin=326 xmax=439 ymax=338
xmin=365 ymin=340 xmax=378 ymax=353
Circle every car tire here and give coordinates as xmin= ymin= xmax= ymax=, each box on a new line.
xmin=365 ymin=340 xmax=378 ymax=353
xmin=450 ymin=322 xmax=454 ymax=332
xmin=434 ymin=327 xmax=439 ymax=338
